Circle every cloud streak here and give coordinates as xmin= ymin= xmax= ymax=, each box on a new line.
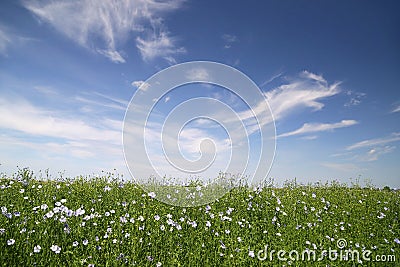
xmin=0 ymin=96 xmax=121 ymax=143
xmin=278 ymin=120 xmax=358 ymax=138
xmin=136 ymin=29 xmax=185 ymax=63
xmin=346 ymin=133 xmax=400 ymax=150
xmin=264 ymin=71 xmax=341 ymax=121
xmin=391 ymin=104 xmax=400 ymax=113
xmin=0 ymin=27 xmax=11 ymax=55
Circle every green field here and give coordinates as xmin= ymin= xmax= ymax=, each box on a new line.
xmin=0 ymin=170 xmax=399 ymax=266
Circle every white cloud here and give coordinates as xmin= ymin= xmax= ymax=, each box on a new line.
xmin=0 ymin=27 xmax=11 ymax=55
xmin=136 ymin=30 xmax=185 ymax=62
xmin=97 ymin=49 xmax=125 ymax=63
xmin=23 ymin=0 xmax=184 ymax=63
xmin=75 ymin=95 xmax=126 ymax=111
xmin=264 ymin=71 xmax=341 ymax=121
xmin=344 ymin=90 xmax=366 ymax=107
xmin=346 ymin=133 xmax=400 ymax=150
xmin=33 ymin=85 xmax=58 ymax=96
xmin=359 ymin=146 xmax=395 ymax=162
xmin=391 ymin=104 xmax=400 ymax=113
xmin=301 ymin=135 xmax=318 ymax=140
xmin=260 ymin=71 xmax=283 ymax=88
xmin=186 ymin=67 xmax=211 ymax=81
xmin=0 ymin=96 xmax=121 ymax=143
xmin=131 ymin=80 xmax=150 ymax=91
xmin=222 ymin=34 xmax=237 ymax=49
xmin=278 ymin=120 xmax=358 ymax=138
xmin=0 ymin=94 xmax=127 ymax=176
xmin=222 ymin=34 xmax=237 ymax=43
xmin=225 ymin=70 xmax=342 ymax=137
xmin=301 ymin=70 xmax=327 ymax=85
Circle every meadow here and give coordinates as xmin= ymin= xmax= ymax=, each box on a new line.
xmin=0 ymin=169 xmax=399 ymax=266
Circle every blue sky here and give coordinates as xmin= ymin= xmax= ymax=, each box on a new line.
xmin=0 ymin=0 xmax=399 ymax=187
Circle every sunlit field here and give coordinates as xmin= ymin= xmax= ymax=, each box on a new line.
xmin=1 ymin=169 xmax=399 ymax=266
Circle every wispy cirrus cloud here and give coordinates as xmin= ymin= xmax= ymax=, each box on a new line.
xmin=391 ymin=104 xmax=400 ymax=113
xmin=222 ymin=33 xmax=237 ymax=49
xmin=278 ymin=120 xmax=358 ymax=138
xmin=342 ymin=133 xmax=400 ymax=162
xmin=232 ymin=70 xmax=343 ymax=136
xmin=0 ymin=96 xmax=121 ymax=143
xmin=344 ymin=90 xmax=366 ymax=107
xmin=23 ymin=0 xmax=185 ymax=63
xmin=0 ymin=27 xmax=11 ymax=55
xmin=131 ymin=80 xmax=150 ymax=91
xmin=0 ymin=24 xmax=36 ymax=56
xmin=0 ymin=94 xmax=126 ymax=175
xmin=264 ymin=71 xmax=341 ymax=121
xmin=136 ymin=28 xmax=185 ymax=63
xmin=358 ymin=146 xmax=396 ymax=162
xmin=186 ymin=67 xmax=211 ymax=81
xmin=346 ymin=132 xmax=400 ymax=150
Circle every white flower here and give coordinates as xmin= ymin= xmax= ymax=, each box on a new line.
xmin=72 ymin=241 xmax=78 ymax=247
xmin=104 ymin=186 xmax=112 ymax=192
xmin=50 ymin=245 xmax=61 ymax=254
xmin=249 ymin=250 xmax=255 ymax=257
xmin=83 ymin=239 xmax=89 ymax=246
xmin=7 ymin=239 xmax=15 ymax=245
xmin=206 ymin=221 xmax=211 ymax=227
xmin=394 ymin=238 xmax=400 ymax=244
xmin=34 ymin=245 xmax=41 ymax=253
xmin=154 ymin=215 xmax=160 ymax=221
xmin=75 ymin=208 xmax=85 ymax=216
xmin=148 ymin=192 xmax=156 ymax=198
